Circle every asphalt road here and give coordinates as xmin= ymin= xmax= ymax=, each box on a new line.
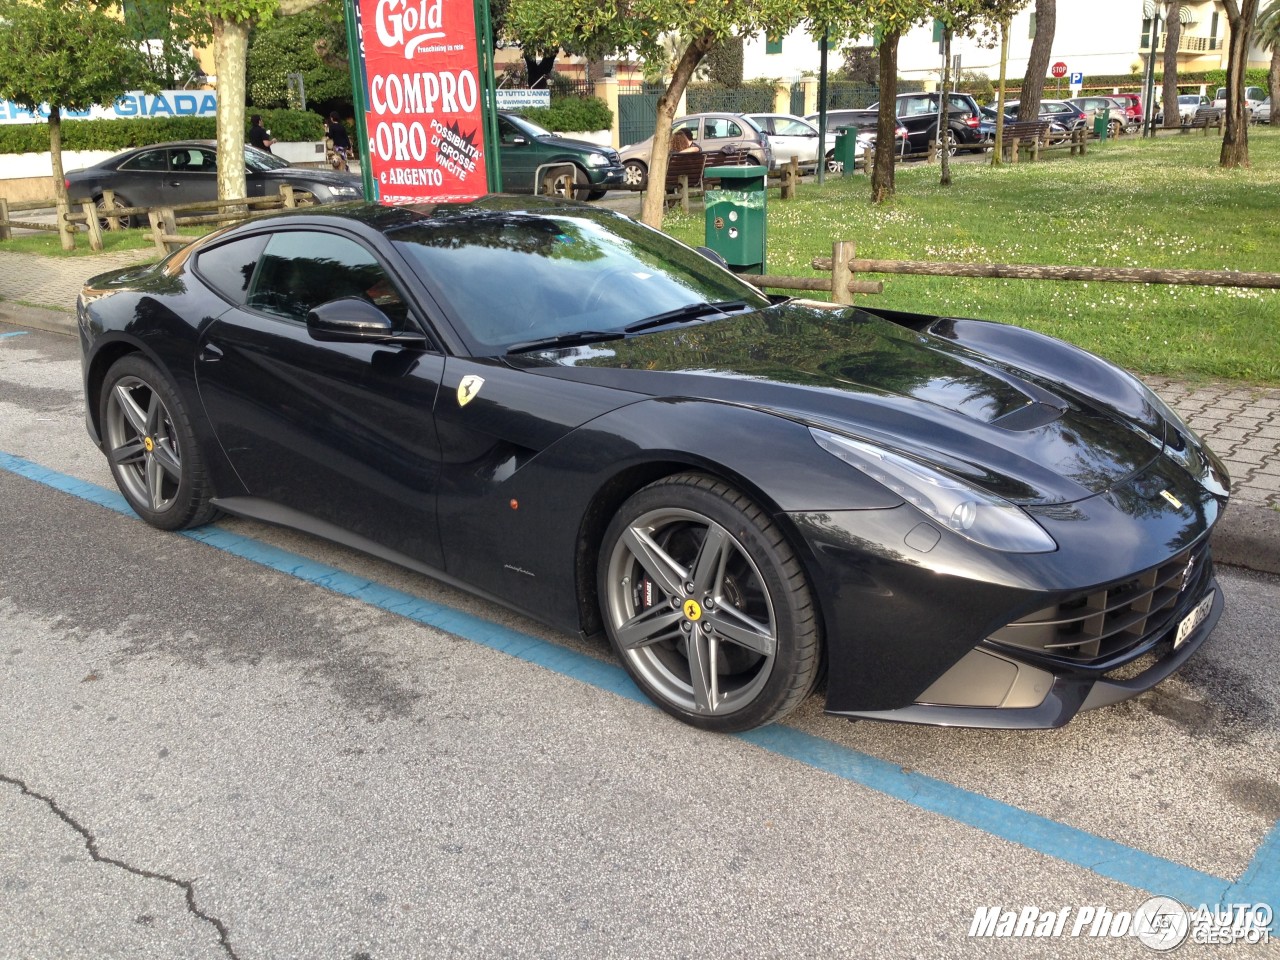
xmin=1 ymin=324 xmax=1278 ymax=959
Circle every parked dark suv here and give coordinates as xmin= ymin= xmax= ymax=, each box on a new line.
xmin=868 ymin=92 xmax=987 ymax=155
xmin=497 ymin=113 xmax=625 ymax=200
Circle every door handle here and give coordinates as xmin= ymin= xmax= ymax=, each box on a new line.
xmin=199 ymin=342 xmax=224 ymax=362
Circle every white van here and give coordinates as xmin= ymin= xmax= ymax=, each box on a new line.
xmin=1213 ymin=86 xmax=1266 ymax=111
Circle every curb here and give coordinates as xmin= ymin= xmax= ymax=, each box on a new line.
xmin=0 ymin=301 xmax=76 ymax=338
xmin=2 ymin=306 xmax=1276 ymax=578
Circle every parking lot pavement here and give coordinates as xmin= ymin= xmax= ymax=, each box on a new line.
xmin=2 ymin=323 xmax=1280 ymax=958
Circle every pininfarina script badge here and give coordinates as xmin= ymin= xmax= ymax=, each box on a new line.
xmin=457 ymin=374 xmax=484 ymax=407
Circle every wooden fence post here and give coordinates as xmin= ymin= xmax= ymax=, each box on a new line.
xmin=0 ymin=198 xmax=9 ymax=242
xmin=55 ymin=199 xmax=76 ymax=251
xmin=831 ymin=240 xmax=855 ymax=305
xmin=678 ymin=175 xmax=690 ymax=213
xmin=102 ymin=189 xmax=121 ymax=231
xmin=927 ymin=139 xmax=937 ymax=164
xmin=279 ymin=183 xmax=296 ymax=208
xmin=81 ymin=201 xmax=104 ymax=251
xmin=783 ymin=156 xmax=798 ymax=200
xmin=865 ymin=145 xmax=875 ymax=174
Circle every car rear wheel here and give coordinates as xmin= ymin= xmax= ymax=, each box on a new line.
xmin=938 ymin=129 xmax=958 ymax=156
xmin=94 ymin=194 xmax=132 ymax=230
xmin=825 ymin=150 xmax=844 ymax=174
xmin=101 ymin=355 xmax=217 ymax=531
xmin=622 ymin=160 xmax=647 ymax=190
xmin=599 ymin=473 xmax=822 ymax=732
xmin=1109 ymin=118 xmax=1124 ymax=138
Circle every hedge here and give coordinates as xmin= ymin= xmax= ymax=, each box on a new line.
xmin=517 ymin=96 xmax=613 ymax=133
xmin=0 ymin=109 xmax=324 ymax=155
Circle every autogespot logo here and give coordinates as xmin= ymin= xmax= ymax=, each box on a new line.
xmin=1132 ymin=897 xmax=1190 ymax=952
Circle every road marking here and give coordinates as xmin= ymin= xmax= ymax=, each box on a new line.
xmin=0 ymin=331 xmax=31 ymax=340
xmin=2 ymin=449 xmax=1276 ymax=911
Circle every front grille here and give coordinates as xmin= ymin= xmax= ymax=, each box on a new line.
xmin=603 ymin=149 xmax=621 ymax=165
xmin=988 ymin=547 xmax=1209 ymax=665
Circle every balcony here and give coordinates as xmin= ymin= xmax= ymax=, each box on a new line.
xmin=1140 ymin=33 xmax=1219 ymax=53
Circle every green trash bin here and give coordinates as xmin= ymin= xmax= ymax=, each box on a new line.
xmin=704 ymin=165 xmax=767 ymax=274
xmin=1093 ymin=107 xmax=1110 ymax=141
xmin=833 ymin=127 xmax=859 ymax=174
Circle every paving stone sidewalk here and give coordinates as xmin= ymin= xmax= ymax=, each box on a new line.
xmin=1 ymin=247 xmax=1276 ymax=572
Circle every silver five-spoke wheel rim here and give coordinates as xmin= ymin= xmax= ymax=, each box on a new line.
xmin=104 ymin=375 xmax=183 ymax=512
xmin=605 ymin=507 xmax=777 ymax=716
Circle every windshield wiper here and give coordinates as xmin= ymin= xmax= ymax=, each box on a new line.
xmin=622 ymin=300 xmax=752 ymax=334
xmin=506 ymin=330 xmax=624 ymax=354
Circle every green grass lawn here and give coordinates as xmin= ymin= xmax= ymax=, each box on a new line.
xmin=664 ymin=127 xmax=1280 ymax=384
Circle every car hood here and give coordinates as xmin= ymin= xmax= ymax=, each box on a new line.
xmin=534 ymin=134 xmax=611 ymax=154
xmin=512 ymin=302 xmax=1167 ymax=506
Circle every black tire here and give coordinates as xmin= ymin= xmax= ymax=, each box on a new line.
xmin=598 ymin=473 xmax=822 ymax=733
xmin=586 ymin=189 xmax=608 ymax=201
xmin=938 ymin=129 xmax=959 ymax=157
xmin=94 ymin=194 xmax=132 ymax=230
xmin=1109 ymin=118 xmax=1123 ymax=138
xmin=549 ymin=165 xmax=588 ymax=200
xmin=100 ymin=354 xmax=218 ymax=531
xmin=622 ymin=160 xmax=647 ymax=190
xmin=825 ymin=150 xmax=844 ymax=174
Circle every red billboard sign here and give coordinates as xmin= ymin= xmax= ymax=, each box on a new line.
xmin=355 ymin=0 xmax=490 ymax=204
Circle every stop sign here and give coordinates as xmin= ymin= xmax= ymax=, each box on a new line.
xmin=1051 ymin=62 xmax=1068 ymax=78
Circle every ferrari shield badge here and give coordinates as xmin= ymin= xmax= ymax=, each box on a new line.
xmin=457 ymin=375 xmax=484 ymax=408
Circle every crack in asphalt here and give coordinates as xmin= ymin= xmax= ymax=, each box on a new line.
xmin=0 ymin=773 xmax=239 ymax=959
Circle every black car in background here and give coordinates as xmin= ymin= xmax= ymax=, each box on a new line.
xmin=64 ymin=140 xmax=364 ymax=227
xmin=77 ymin=198 xmax=1229 ymax=734
xmin=868 ymin=92 xmax=988 ymax=155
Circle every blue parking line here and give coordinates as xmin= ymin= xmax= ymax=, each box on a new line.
xmin=0 ymin=331 xmax=30 ymax=339
xmin=2 ymin=448 xmax=1275 ymax=911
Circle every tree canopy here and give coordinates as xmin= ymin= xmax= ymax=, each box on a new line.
xmin=0 ymin=0 xmax=153 ymax=204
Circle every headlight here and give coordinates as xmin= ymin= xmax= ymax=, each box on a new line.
xmin=326 ymin=185 xmax=362 ymax=198
xmin=811 ymin=428 xmax=1058 ymax=554
xmin=585 ymin=153 xmax=609 ymax=167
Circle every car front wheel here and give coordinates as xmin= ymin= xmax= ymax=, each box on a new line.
xmin=599 ymin=473 xmax=822 ymax=732
xmin=101 ymin=355 xmax=218 ymax=531
xmin=94 ymin=194 xmax=132 ymax=230
xmin=622 ymin=160 xmax=647 ymax=190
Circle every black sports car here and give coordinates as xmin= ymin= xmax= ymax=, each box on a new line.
xmin=65 ymin=140 xmax=364 ymax=228
xmin=77 ymin=199 xmax=1230 ymax=733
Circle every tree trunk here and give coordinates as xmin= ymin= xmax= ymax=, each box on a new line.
xmin=992 ymin=18 xmax=1010 ymax=166
xmin=1019 ymin=0 xmax=1055 ymax=121
xmin=1220 ymin=0 xmax=1259 ymax=168
xmin=1269 ymin=46 xmax=1280 ymax=123
xmin=940 ymin=28 xmax=952 ymax=187
xmin=871 ymin=29 xmax=900 ymax=204
xmin=213 ymin=16 xmax=251 ymax=202
xmin=48 ymin=106 xmax=68 ymax=206
xmin=525 ymin=52 xmax=556 ymax=89
xmin=638 ymin=30 xmax=716 ymax=229
xmin=1163 ymin=2 xmax=1183 ymax=128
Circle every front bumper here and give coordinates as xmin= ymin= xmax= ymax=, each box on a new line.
xmin=830 ymin=576 xmax=1221 ymax=729
xmin=590 ymin=165 xmax=626 ymax=188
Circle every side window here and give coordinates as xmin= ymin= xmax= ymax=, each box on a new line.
xmin=672 ymin=118 xmax=699 ymax=140
xmin=247 ymin=231 xmax=411 ymax=329
xmin=724 ymin=120 xmax=743 ymax=138
xmin=195 ymin=234 xmax=270 ymax=306
xmin=498 ymin=116 xmax=523 ymax=144
xmin=120 ymin=149 xmax=168 ymax=172
xmin=948 ymin=95 xmax=972 ymax=114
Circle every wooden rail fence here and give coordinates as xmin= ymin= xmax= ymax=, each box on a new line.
xmin=0 ymin=185 xmax=306 ymax=253
xmin=745 ymin=241 xmax=1280 ymax=305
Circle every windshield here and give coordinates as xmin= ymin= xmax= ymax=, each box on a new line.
xmin=392 ymin=203 xmax=771 ymax=354
xmin=244 ymin=146 xmax=290 ymax=172
xmin=506 ymin=114 xmax=554 ymax=139
xmin=770 ymin=117 xmax=817 ymax=136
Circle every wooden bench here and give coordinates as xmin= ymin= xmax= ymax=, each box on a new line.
xmin=661 ymin=146 xmax=755 ymax=212
xmin=1001 ymin=120 xmax=1052 ymax=162
xmin=1183 ymin=107 xmax=1224 ymax=135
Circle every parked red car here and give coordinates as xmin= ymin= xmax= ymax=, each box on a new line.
xmin=1112 ymin=93 xmax=1143 ymax=126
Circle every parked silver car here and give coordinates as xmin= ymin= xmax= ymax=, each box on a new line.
xmin=618 ymin=113 xmax=772 ymax=189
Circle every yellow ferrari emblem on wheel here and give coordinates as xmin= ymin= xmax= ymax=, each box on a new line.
xmin=457 ymin=374 xmax=484 ymax=407
xmin=683 ymin=599 xmax=703 ymax=621
xmin=143 ymin=436 xmax=155 ymax=452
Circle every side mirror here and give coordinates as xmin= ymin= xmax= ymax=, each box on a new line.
xmin=307 ymin=297 xmax=423 ymax=347
xmin=695 ymin=246 xmax=729 ymax=269
xmin=510 ymin=135 xmax=529 ymax=146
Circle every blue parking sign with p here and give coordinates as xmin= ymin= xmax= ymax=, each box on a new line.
xmin=1069 ymin=71 xmax=1084 ymax=85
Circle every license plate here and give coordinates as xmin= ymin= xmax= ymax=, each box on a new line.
xmin=1174 ymin=591 xmax=1214 ymax=649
